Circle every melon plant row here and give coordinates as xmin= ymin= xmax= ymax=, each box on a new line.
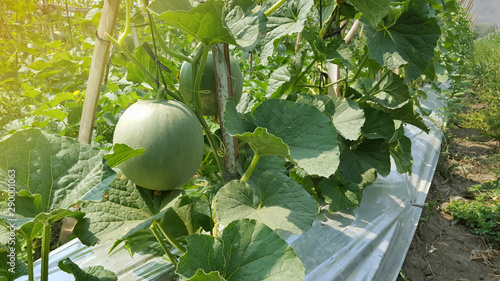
xmin=0 ymin=0 xmax=468 ymax=280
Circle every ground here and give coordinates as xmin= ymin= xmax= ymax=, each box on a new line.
xmin=399 ymin=127 xmax=500 ymax=281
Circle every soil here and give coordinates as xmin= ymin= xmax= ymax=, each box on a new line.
xmin=399 ymin=127 xmax=500 ymax=281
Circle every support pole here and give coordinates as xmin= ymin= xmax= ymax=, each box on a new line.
xmin=327 ymin=19 xmax=361 ymax=97
xmin=78 ymin=0 xmax=121 ymax=144
xmin=211 ymin=43 xmax=239 ymax=180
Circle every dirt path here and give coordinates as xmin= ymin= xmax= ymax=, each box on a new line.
xmin=400 ymin=128 xmax=500 ymax=281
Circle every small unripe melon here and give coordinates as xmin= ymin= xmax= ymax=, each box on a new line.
xmin=179 ymin=53 xmax=243 ymax=116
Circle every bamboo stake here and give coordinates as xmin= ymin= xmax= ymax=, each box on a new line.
xmin=78 ymin=0 xmax=121 ymax=144
xmin=327 ymin=64 xmax=341 ymax=97
xmin=327 ymin=20 xmax=361 ymax=97
xmin=344 ymin=19 xmax=361 ymax=45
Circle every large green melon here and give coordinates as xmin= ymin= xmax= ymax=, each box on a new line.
xmin=113 ymin=99 xmax=204 ymax=190
xmin=179 ymin=53 xmax=243 ymax=116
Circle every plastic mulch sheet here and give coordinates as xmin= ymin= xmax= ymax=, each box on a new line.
xmin=17 ymin=89 xmax=445 ymax=281
xmin=289 ymin=88 xmax=445 ymax=281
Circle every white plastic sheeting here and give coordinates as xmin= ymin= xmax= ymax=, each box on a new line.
xmin=16 ymin=236 xmax=177 ymax=280
xmin=290 ymin=88 xmax=445 ymax=281
xmin=17 ymin=89 xmax=445 ymax=281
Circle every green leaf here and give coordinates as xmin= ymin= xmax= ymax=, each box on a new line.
xmin=111 ymin=229 xmax=164 ymax=257
xmin=235 ymin=127 xmax=291 ymax=159
xmin=361 ymin=107 xmax=395 ymax=140
xmin=58 ymin=258 xmax=117 ymax=281
xmin=351 ymin=77 xmax=374 ymax=95
xmin=47 ymin=92 xmax=77 ymax=108
xmin=161 ymin=201 xmax=202 ymax=238
xmin=148 ymin=0 xmax=193 ymax=13
xmin=32 ymin=106 xmax=68 ymax=122
xmin=0 ymin=129 xmax=116 ymax=211
xmin=302 ymin=28 xmax=352 ymax=66
xmin=330 ymin=97 xmax=365 ymax=141
xmin=151 ymin=0 xmax=236 ymax=46
xmin=265 ymin=65 xmax=293 ymax=98
xmin=365 ymin=0 xmax=441 ymax=82
xmin=73 ymin=176 xmax=181 ymax=246
xmin=253 ymin=99 xmax=340 ymax=177
xmin=371 ymin=72 xmax=411 ymax=104
xmin=339 ymin=138 xmax=389 ymax=184
xmin=103 ymin=143 xmax=145 ymax=168
xmin=187 ymin=269 xmax=226 ymax=281
xmin=0 ymin=213 xmax=39 ymax=247
xmin=259 ymin=0 xmax=313 ymax=65
xmin=0 ymin=194 xmax=85 ymax=235
xmin=377 ymin=100 xmax=429 ymax=133
xmin=295 ymin=94 xmax=331 ymax=113
xmin=265 ymin=53 xmax=305 ymax=98
xmin=346 ymin=0 xmax=390 ymax=27
xmin=126 ymin=47 xmax=178 ymax=90
xmin=177 ymin=219 xmax=305 ymax=281
xmin=223 ymin=98 xmax=256 ymax=136
xmin=389 ymin=125 xmax=413 ymax=174
xmin=223 ymin=0 xmax=266 ymax=50
xmin=177 ymin=234 xmax=225 ymax=278
xmin=0 ymin=200 xmax=84 ymax=252
xmin=290 ymin=167 xmax=318 ymax=200
xmin=109 ymin=201 xmax=200 ymax=257
xmin=0 ymin=245 xmax=28 ymax=281
xmin=215 ymin=171 xmax=318 ymax=234
xmin=318 ymin=173 xmax=362 ymax=212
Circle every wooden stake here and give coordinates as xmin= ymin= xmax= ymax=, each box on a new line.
xmin=327 ymin=20 xmax=361 ymax=97
xmin=78 ymin=0 xmax=121 ymax=144
xmin=211 ymin=43 xmax=238 ymax=179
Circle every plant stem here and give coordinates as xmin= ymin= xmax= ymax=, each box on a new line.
xmin=193 ymin=42 xmax=204 ymax=64
xmin=368 ymin=70 xmax=390 ymax=96
xmin=156 ymin=221 xmax=186 ymax=253
xmin=348 ymin=52 xmax=369 ymax=83
xmin=291 ymin=60 xmax=317 ymax=89
xmin=164 ymin=86 xmax=184 ymax=102
xmin=264 ymin=0 xmax=287 ymax=17
xmin=193 ymin=45 xmax=209 ymax=113
xmin=342 ymin=67 xmax=348 ymax=97
xmin=151 ymin=20 xmax=192 ymax=63
xmin=359 ymin=70 xmax=391 ymax=102
xmin=40 ymin=221 xmax=51 ymax=281
xmin=18 ymin=230 xmax=34 ymax=281
xmin=26 ymin=237 xmax=34 ymax=281
xmin=241 ymin=154 xmax=261 ymax=182
xmin=156 ymin=86 xmax=165 ymax=99
xmin=118 ymin=0 xmax=131 ymax=45
xmin=197 ymin=115 xmax=226 ymax=176
xmin=324 ymin=77 xmax=348 ymax=88
xmin=296 ymin=84 xmax=320 ymax=88
xmin=150 ymin=221 xmax=178 ymax=266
